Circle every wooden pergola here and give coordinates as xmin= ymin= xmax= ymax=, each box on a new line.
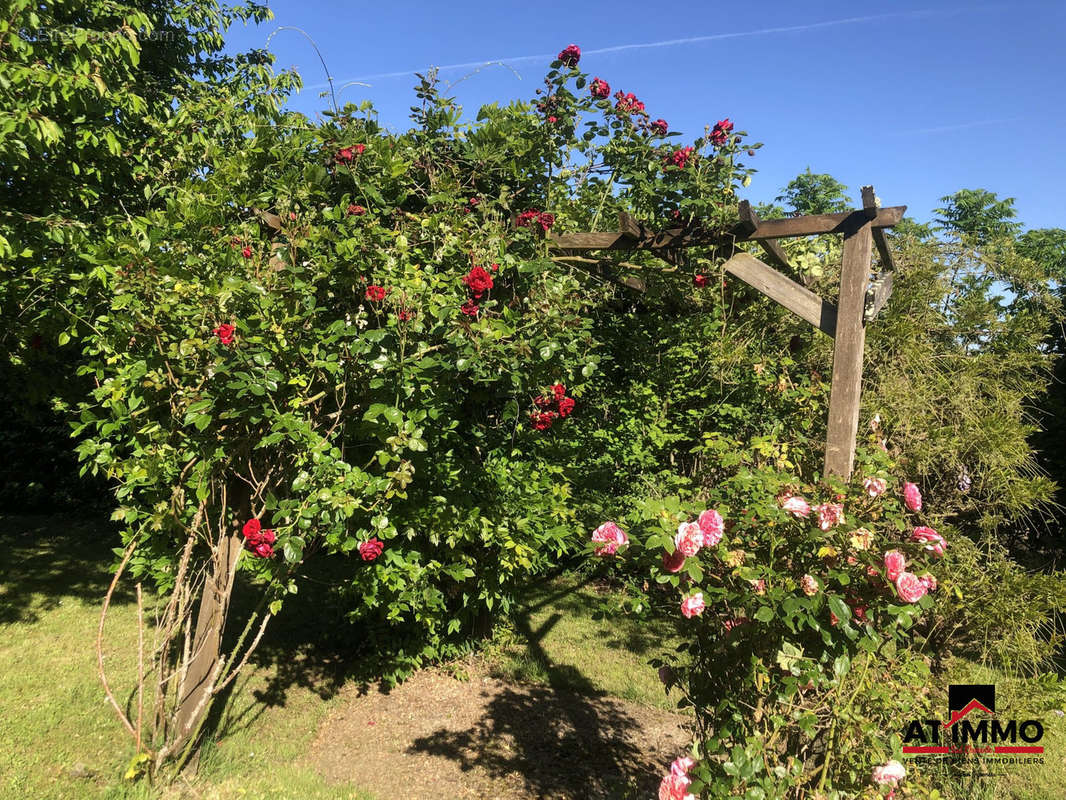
xmin=548 ymin=185 xmax=903 ymax=480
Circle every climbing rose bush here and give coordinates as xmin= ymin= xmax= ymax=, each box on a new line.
xmin=74 ymin=39 xmax=757 ymax=769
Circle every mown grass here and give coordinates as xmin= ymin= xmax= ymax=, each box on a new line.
xmin=0 ymin=514 xmax=374 ymax=800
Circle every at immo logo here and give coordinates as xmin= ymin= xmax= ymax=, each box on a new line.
xmin=902 ymin=684 xmax=1044 ymax=755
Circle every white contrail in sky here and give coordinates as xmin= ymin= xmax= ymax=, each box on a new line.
xmin=894 ymin=117 xmax=1023 ymax=136
xmin=301 ymin=8 xmax=954 ymax=90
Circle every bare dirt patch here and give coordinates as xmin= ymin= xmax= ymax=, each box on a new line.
xmin=307 ymin=663 xmax=690 ymax=799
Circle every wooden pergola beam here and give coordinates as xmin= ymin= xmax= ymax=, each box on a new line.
xmin=549 ymin=206 xmax=905 ymax=252
xmin=739 ymin=206 xmax=905 ymax=241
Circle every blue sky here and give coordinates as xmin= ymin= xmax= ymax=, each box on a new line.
xmin=224 ymin=0 xmax=1066 ymax=230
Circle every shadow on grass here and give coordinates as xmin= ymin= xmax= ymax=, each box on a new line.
xmin=407 ymin=683 xmax=668 ymax=799
xmin=210 ymin=551 xmax=391 ymax=742
xmin=406 ymin=575 xmax=682 ymax=799
xmin=0 ymin=512 xmax=127 ymax=625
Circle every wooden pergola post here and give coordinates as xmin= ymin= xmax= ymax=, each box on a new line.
xmin=548 ymin=185 xmax=903 ymax=481
xmin=824 ymin=216 xmax=873 ymax=478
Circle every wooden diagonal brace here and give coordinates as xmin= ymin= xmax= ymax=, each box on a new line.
xmin=738 ymin=201 xmax=791 ymax=270
xmin=722 ymin=252 xmax=837 ymax=337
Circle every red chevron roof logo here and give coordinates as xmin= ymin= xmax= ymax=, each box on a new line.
xmin=943 ymin=699 xmax=994 ymax=729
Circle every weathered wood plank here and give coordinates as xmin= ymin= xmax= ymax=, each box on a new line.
xmin=860 ymin=185 xmax=879 ymax=219
xmin=824 ymin=219 xmax=874 ymax=479
xmin=722 ymin=252 xmax=837 ymax=337
xmin=548 ymin=232 xmax=635 ymax=250
xmin=742 ymin=207 xmax=906 ymax=240
xmin=738 ymin=201 xmax=791 ymax=270
xmin=617 ymin=211 xmax=644 ymax=241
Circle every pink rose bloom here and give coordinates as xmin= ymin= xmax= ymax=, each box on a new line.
xmin=911 ymin=526 xmax=946 ymax=557
xmin=919 ymin=574 xmax=938 ymax=592
xmin=675 ymin=521 xmax=704 ymax=557
xmin=883 ymin=550 xmax=906 ymax=581
xmin=670 ymin=756 xmax=695 ymax=777
xmin=871 ymin=760 xmax=906 ymax=786
xmin=697 ymin=509 xmax=724 ymax=546
xmin=750 ymin=578 xmax=766 ymax=595
xmin=658 ymin=771 xmax=692 ymax=800
xmin=813 ymin=502 xmax=845 ymax=531
xmin=903 ymin=481 xmax=922 ymax=512
xmin=863 ymin=477 xmax=887 ymax=498
xmin=591 ymin=521 xmax=628 ymax=555
xmin=895 ymin=571 xmax=927 ymax=603
xmin=779 ymin=494 xmax=811 ymax=518
xmin=801 ymin=574 xmax=819 ymax=596
xmin=253 ymin=541 xmax=275 ymax=558
xmin=680 ymin=593 xmax=705 ymax=618
xmin=662 ymin=548 xmax=686 ymax=573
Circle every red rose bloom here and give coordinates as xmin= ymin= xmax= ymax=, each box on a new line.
xmin=547 ymin=115 xmax=558 ymax=124
xmin=557 ymin=44 xmax=581 ymax=67
xmin=398 ymin=308 xmax=414 ymax=322
xmin=516 ymin=209 xmax=540 ymax=228
xmin=354 ymin=143 xmax=366 ymax=155
xmin=214 ymin=323 xmax=236 ymax=345
xmin=347 ymin=204 xmax=366 ymax=216
xmin=693 ymin=274 xmax=708 ymax=288
xmin=460 ymin=300 xmax=480 ymax=317
xmin=650 ymin=118 xmax=668 ymax=135
xmin=358 ymin=538 xmax=384 ymax=561
xmin=462 ymin=265 xmax=494 ymax=298
xmin=365 ymin=285 xmax=388 ymax=302
xmin=533 ymin=394 xmax=553 ymax=409
xmin=710 ymin=118 xmax=734 ymax=146
xmin=590 ymin=78 xmax=610 ymax=99
xmin=241 ymin=518 xmax=276 ymax=556
xmin=552 ymin=383 xmax=567 ymax=400
xmin=664 ymin=146 xmax=695 ymax=169
xmin=241 ymin=246 xmax=253 ymax=258
xmin=537 ymin=212 xmax=555 ymax=232
xmin=614 ymin=91 xmax=645 ymax=114
xmin=530 ymin=411 xmax=557 ymax=431
xmin=558 ymin=396 xmax=575 ymax=418
xmin=335 ymin=147 xmax=355 ymax=163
